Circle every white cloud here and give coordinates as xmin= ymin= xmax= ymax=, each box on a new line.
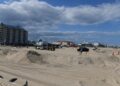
xmin=0 ymin=0 xmax=63 ymax=31
xmin=0 ymin=0 xmax=120 ymax=31
xmin=63 ymin=4 xmax=120 ymax=24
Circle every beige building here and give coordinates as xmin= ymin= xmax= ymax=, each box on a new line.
xmin=56 ymin=41 xmax=76 ymax=47
xmin=0 ymin=23 xmax=28 ymax=45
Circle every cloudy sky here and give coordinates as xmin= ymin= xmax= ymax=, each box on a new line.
xmin=0 ymin=0 xmax=120 ymax=45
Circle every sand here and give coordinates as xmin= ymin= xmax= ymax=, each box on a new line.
xmin=0 ymin=46 xmax=120 ymax=86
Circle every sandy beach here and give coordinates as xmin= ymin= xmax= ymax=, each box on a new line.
xmin=0 ymin=46 xmax=120 ymax=86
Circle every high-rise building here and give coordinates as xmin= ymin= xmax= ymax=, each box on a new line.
xmin=0 ymin=23 xmax=28 ymax=45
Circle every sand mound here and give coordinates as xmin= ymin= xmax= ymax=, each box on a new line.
xmin=6 ymin=49 xmax=29 ymax=63
xmin=77 ymin=49 xmax=120 ymax=67
xmin=0 ymin=48 xmax=17 ymax=56
xmin=1 ymin=47 xmax=120 ymax=68
xmin=5 ymin=49 xmax=46 ymax=64
xmin=26 ymin=50 xmax=46 ymax=64
xmin=24 ymin=48 xmax=120 ymax=67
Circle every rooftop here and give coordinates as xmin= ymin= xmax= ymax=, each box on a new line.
xmin=0 ymin=23 xmax=27 ymax=31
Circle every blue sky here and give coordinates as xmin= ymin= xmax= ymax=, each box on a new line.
xmin=40 ymin=0 xmax=115 ymax=6
xmin=0 ymin=0 xmax=120 ymax=45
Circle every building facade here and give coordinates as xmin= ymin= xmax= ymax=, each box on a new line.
xmin=0 ymin=23 xmax=28 ymax=45
xmin=56 ymin=41 xmax=76 ymax=47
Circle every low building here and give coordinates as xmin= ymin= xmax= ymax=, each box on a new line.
xmin=56 ymin=41 xmax=76 ymax=47
xmin=0 ymin=23 xmax=28 ymax=45
xmin=78 ymin=42 xmax=107 ymax=48
xmin=78 ymin=41 xmax=94 ymax=47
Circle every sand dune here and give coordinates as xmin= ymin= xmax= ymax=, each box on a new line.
xmin=0 ymin=47 xmax=120 ymax=86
